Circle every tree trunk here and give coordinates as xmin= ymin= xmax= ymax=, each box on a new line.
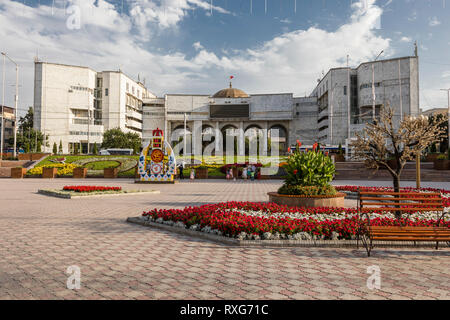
xmin=393 ymin=175 xmax=400 ymax=193
xmin=393 ymin=172 xmax=402 ymax=219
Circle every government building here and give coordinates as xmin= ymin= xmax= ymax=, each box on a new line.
xmin=33 ymin=54 xmax=420 ymax=155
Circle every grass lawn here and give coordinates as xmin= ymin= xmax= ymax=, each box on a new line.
xmin=84 ymin=160 xmax=121 ymax=170
xmin=32 ymin=155 xmax=282 ymax=178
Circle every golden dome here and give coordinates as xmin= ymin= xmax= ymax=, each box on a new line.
xmin=212 ymin=83 xmax=249 ymax=98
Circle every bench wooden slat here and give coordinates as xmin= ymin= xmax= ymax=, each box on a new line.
xmin=372 ymin=237 xmax=450 ymax=241
xmin=360 ymin=197 xmax=442 ymax=201
xmin=359 ymin=192 xmax=441 ymax=196
xmin=370 ymin=227 xmax=449 ymax=231
xmin=361 ymin=202 xmax=443 ymax=206
xmin=361 ymin=207 xmax=443 ymax=212
xmin=371 ymin=232 xmax=450 ymax=236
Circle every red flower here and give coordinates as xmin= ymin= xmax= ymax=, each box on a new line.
xmin=63 ymin=185 xmax=122 ymax=193
xmin=312 ymin=143 xmax=318 ymax=151
xmin=293 ymin=170 xmax=298 ymax=174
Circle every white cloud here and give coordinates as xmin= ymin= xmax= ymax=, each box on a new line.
xmin=0 ymin=0 xmax=391 ymax=114
xmin=130 ymin=0 xmax=230 ymax=37
xmin=280 ymin=18 xmax=292 ymax=24
xmin=429 ymin=16 xmax=441 ymax=27
xmin=408 ymin=10 xmax=417 ymax=21
xmin=400 ymin=36 xmax=412 ymax=42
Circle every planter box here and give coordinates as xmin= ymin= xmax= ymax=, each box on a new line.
xmin=434 ymin=159 xmax=450 ymax=170
xmin=42 ymin=167 xmax=58 ymax=178
xmin=31 ymin=153 xmax=50 ymax=160
xmin=426 ymin=154 xmax=439 ymax=162
xmin=268 ymin=192 xmax=346 ymax=208
xmin=334 ymin=154 xmax=346 ymax=162
xmin=104 ymin=167 xmax=118 ymax=178
xmin=11 ymin=167 xmax=26 ymax=179
xmin=196 ymin=168 xmax=208 ymax=179
xmin=18 ymin=153 xmax=31 ymax=161
xmin=73 ymin=167 xmax=87 ymax=178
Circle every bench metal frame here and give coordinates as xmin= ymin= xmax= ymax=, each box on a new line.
xmin=356 ymin=190 xmax=448 ymax=256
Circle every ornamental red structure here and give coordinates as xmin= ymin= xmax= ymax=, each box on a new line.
xmin=152 ymin=128 xmax=164 ymax=137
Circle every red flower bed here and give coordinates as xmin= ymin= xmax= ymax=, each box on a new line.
xmin=142 ymin=201 xmax=449 ymax=240
xmin=63 ymin=186 xmax=122 ymax=193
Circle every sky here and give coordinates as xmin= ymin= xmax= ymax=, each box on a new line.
xmin=1 ymin=0 xmax=450 ymax=117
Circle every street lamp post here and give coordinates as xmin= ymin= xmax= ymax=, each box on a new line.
xmin=440 ymin=88 xmax=450 ymax=150
xmin=1 ymin=54 xmax=5 ymax=160
xmin=372 ymin=50 xmax=384 ymax=121
xmin=1 ymin=52 xmax=19 ymax=158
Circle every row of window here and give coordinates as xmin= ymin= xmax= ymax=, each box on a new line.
xmin=143 ymin=112 xmax=165 ymax=116
xmin=69 ymin=131 xmax=102 ymax=136
xmin=360 ymin=82 xmax=382 ymax=90
xmin=70 ymin=85 xmax=93 ymax=93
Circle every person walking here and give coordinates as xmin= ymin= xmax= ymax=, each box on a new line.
xmin=242 ymin=166 xmax=248 ymax=180
xmin=190 ymin=168 xmax=195 ymax=180
xmin=178 ymin=164 xmax=184 ymax=180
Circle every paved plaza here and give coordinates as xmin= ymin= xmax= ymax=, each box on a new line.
xmin=1 ymin=178 xmax=449 ymax=300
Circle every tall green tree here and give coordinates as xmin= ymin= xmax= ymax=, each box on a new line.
xmin=58 ymin=140 xmax=63 ymax=154
xmin=15 ymin=107 xmax=48 ymax=152
xmin=52 ymin=142 xmax=57 ymax=154
xmin=102 ymin=128 xmax=141 ymax=154
xmin=93 ymin=142 xmax=98 ymax=155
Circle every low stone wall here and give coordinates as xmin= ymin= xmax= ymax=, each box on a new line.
xmin=0 ymin=160 xmax=29 ymax=167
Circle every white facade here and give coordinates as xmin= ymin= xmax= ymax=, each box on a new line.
xmin=312 ymin=56 xmax=420 ymax=146
xmin=143 ymin=56 xmax=420 ymax=154
xmin=33 ymin=62 xmax=154 ymax=154
xmin=35 ymin=55 xmax=420 ymax=154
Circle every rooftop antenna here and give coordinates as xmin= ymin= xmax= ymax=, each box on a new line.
xmin=414 ymin=41 xmax=418 ymax=57
xmin=34 ymin=48 xmax=40 ymax=62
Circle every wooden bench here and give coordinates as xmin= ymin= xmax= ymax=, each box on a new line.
xmin=357 ymin=191 xmax=449 ymax=256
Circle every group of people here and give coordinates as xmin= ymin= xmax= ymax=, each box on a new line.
xmin=226 ymin=164 xmax=258 ymax=181
xmin=177 ymin=162 xmax=195 ymax=180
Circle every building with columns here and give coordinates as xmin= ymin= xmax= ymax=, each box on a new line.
xmin=142 ymin=85 xmax=309 ymax=157
xmin=33 ymin=55 xmax=420 ymax=155
xmin=142 ymin=55 xmax=419 ymax=156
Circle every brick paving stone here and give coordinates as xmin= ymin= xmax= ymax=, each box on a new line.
xmin=1 ymin=178 xmax=449 ymax=300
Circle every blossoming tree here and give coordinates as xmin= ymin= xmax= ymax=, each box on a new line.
xmin=352 ymin=105 xmax=447 ymax=193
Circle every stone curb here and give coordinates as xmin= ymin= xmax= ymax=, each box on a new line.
xmin=38 ymin=189 xmax=160 ymax=199
xmin=126 ymin=217 xmax=446 ymax=249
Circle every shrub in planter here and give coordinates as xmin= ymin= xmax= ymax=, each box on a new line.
xmin=272 ymin=141 xmax=343 ymax=207
xmin=425 ymin=153 xmax=439 ymax=162
xmin=434 ymin=154 xmax=450 ymax=170
xmin=281 ymin=142 xmax=335 ymax=190
xmin=278 ymin=184 xmax=337 ymax=196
